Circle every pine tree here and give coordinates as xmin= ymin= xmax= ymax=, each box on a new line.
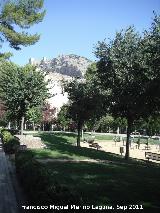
xmin=0 ymin=0 xmax=45 ymax=58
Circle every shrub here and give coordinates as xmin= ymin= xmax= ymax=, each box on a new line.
xmin=1 ymin=128 xmax=19 ymax=135
xmin=15 ymin=151 xmax=82 ymax=207
xmin=1 ymin=130 xmax=13 ymax=143
xmin=4 ymin=138 xmax=20 ymax=154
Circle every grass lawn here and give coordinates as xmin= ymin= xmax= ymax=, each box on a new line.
xmin=23 ymin=132 xmax=160 ymax=211
xmin=84 ymin=133 xmax=114 ymax=141
xmin=31 ymin=132 xmax=125 ymax=161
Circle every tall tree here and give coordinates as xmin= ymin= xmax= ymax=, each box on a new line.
xmin=0 ymin=0 xmax=45 ymax=58
xmin=63 ymin=78 xmax=102 ymax=147
xmin=0 ymin=61 xmax=49 ymax=134
xmin=94 ymin=14 xmax=160 ymax=159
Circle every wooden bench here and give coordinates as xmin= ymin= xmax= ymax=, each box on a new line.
xmin=145 ymin=145 xmax=151 ymax=150
xmin=89 ymin=142 xmax=102 ymax=150
xmin=145 ymin=152 xmax=160 ymax=161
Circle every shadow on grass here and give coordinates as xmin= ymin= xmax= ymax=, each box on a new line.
xmin=42 ymin=160 xmax=160 ymax=210
xmin=26 ymin=132 xmax=160 ymax=210
xmin=37 ymin=132 xmax=129 ymax=163
xmin=34 ymin=132 xmax=160 ymax=167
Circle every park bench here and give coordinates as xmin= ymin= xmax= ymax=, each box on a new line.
xmin=84 ymin=136 xmax=102 ymax=150
xmin=144 ymin=145 xmax=151 ymax=150
xmin=145 ymin=152 xmax=160 ymax=161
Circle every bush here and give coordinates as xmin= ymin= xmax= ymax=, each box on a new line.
xmin=1 ymin=128 xmax=19 ymax=135
xmin=1 ymin=130 xmax=13 ymax=143
xmin=15 ymin=151 xmax=82 ymax=207
xmin=4 ymin=138 xmax=20 ymax=154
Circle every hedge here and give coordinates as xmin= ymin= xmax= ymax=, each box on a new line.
xmin=1 ymin=130 xmax=20 ymax=154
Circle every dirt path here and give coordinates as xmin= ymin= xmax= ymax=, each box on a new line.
xmin=81 ymin=140 xmax=160 ymax=163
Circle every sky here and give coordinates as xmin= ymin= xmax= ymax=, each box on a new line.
xmin=2 ymin=0 xmax=160 ymax=65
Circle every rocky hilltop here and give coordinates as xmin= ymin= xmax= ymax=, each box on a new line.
xmin=29 ymin=54 xmax=92 ymax=78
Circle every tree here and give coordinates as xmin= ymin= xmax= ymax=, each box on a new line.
xmin=0 ymin=100 xmax=7 ymax=127
xmin=26 ymin=106 xmax=42 ymax=131
xmin=0 ymin=100 xmax=6 ymax=120
xmin=57 ymin=104 xmax=71 ymax=131
xmin=134 ymin=116 xmax=160 ymax=136
xmin=94 ymin=14 xmax=160 ymax=159
xmin=112 ymin=117 xmax=127 ymax=134
xmin=95 ymin=115 xmax=114 ymax=133
xmin=63 ymin=78 xmax=102 ymax=147
xmin=0 ymin=0 xmax=45 ymax=58
xmin=0 ymin=61 xmax=49 ymax=134
xmin=41 ymin=103 xmax=56 ymax=131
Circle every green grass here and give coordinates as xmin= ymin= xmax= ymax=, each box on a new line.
xmin=22 ymin=132 xmax=160 ymax=211
xmin=44 ymin=161 xmax=160 ymax=209
xmin=122 ymin=136 xmax=160 ymax=145
xmin=30 ymin=132 xmax=125 ymax=162
xmin=84 ymin=133 xmax=114 ymax=141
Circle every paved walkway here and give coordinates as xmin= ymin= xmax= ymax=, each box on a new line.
xmin=0 ymin=138 xmax=24 ymax=213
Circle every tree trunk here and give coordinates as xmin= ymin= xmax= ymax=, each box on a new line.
xmin=21 ymin=116 xmax=25 ymax=135
xmin=125 ymin=118 xmax=132 ymax=160
xmin=77 ymin=122 xmax=82 ymax=147
xmin=8 ymin=122 xmax=11 ymax=129
xmin=24 ymin=122 xmax=27 ymax=130
xmin=81 ymin=129 xmax=84 ymax=141
xmin=33 ymin=122 xmax=35 ymax=131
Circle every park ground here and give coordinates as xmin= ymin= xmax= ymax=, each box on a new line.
xmin=15 ymin=132 xmax=160 ymax=212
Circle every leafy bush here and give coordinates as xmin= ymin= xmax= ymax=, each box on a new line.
xmin=1 ymin=128 xmax=19 ymax=135
xmin=4 ymin=138 xmax=20 ymax=154
xmin=1 ymin=130 xmax=13 ymax=143
xmin=15 ymin=151 xmax=82 ymax=207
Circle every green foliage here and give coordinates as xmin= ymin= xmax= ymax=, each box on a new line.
xmin=95 ymin=27 xmax=143 ymax=120
xmin=0 ymin=62 xmax=49 ymax=122
xmin=57 ymin=104 xmax=71 ymax=130
xmin=96 ymin=115 xmax=114 ymax=132
xmin=63 ymin=78 xmax=103 ymax=146
xmin=85 ymin=62 xmax=98 ymax=81
xmin=134 ymin=116 xmax=160 ymax=136
xmin=94 ymin=14 xmax=160 ymax=159
xmin=0 ymin=0 xmax=45 ymax=57
xmin=95 ymin=15 xmax=160 ymax=120
xmin=1 ymin=130 xmax=13 ymax=143
xmin=4 ymin=137 xmax=20 ymax=154
xmin=26 ymin=106 xmax=42 ymax=124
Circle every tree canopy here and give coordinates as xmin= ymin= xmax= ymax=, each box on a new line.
xmin=94 ymin=14 xmax=160 ymax=159
xmin=0 ymin=0 xmax=45 ymax=58
xmin=0 ymin=61 xmax=49 ymax=133
xmin=63 ymin=78 xmax=103 ymax=146
xmin=57 ymin=104 xmax=71 ymax=131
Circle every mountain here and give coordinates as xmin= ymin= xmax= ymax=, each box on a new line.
xmin=29 ymin=54 xmax=92 ymax=112
xmin=29 ymin=54 xmax=92 ymax=78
